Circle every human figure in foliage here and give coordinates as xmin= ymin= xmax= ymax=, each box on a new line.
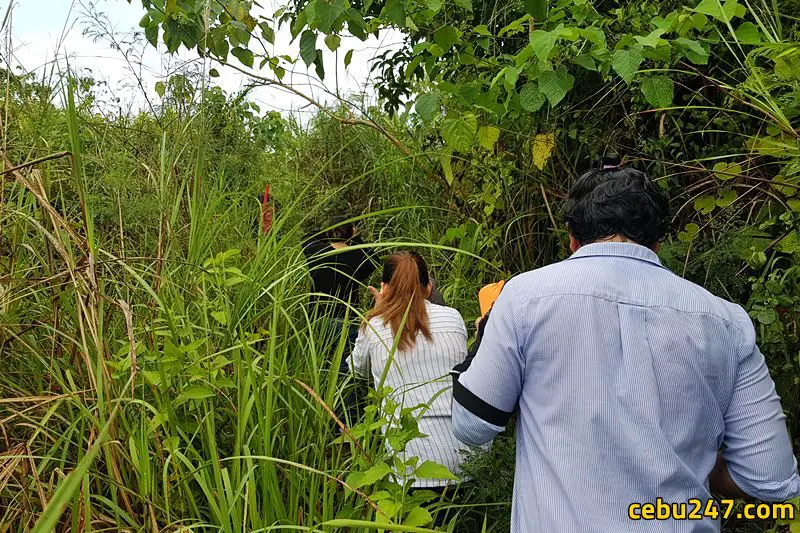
xmin=451 ymin=156 xmax=800 ymax=532
xmin=349 ymin=251 xmax=476 ymax=522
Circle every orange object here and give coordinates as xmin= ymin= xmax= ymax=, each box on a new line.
xmin=478 ymin=280 xmax=505 ymax=317
xmin=261 ymin=183 xmax=272 ymax=234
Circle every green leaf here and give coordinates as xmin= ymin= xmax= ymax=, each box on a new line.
xmin=211 ymin=310 xmax=228 ymax=325
xmin=426 ymin=0 xmax=443 ymax=11
xmin=299 ymin=30 xmax=318 ymax=66
xmin=716 ymin=188 xmax=738 ymax=208
xmin=324 ymin=34 xmax=341 ymax=51
xmin=530 ymin=30 xmax=557 ymax=62
xmin=694 ymin=194 xmax=717 ymax=214
xmin=316 ymin=0 xmax=348 ymax=33
xmin=440 ymin=150 xmax=454 ymax=185
xmin=693 ymin=0 xmax=740 ymax=23
xmin=434 ymin=25 xmax=459 ymax=49
xmin=634 ymin=29 xmax=666 ymax=48
xmin=524 ymin=0 xmax=548 ymax=20
xmin=519 ymin=82 xmax=546 ymax=112
xmin=415 ymin=461 xmax=458 ymax=480
xmin=415 ymin=92 xmax=441 ymax=122
xmin=678 ymin=222 xmax=701 ymax=242
xmin=712 ymin=162 xmax=742 ymax=181
xmin=640 ymin=76 xmax=674 ymax=109
xmin=176 ymin=384 xmax=215 ymax=405
xmin=537 ymin=67 xmax=574 ymax=107
xmin=573 ymin=53 xmax=596 ymax=71
xmin=454 ymin=0 xmax=473 ymax=10
xmin=348 ymin=462 xmax=392 ymax=488
xmin=155 ymin=81 xmax=166 ymax=98
xmin=404 ymin=506 xmax=433 ymax=527
xmin=478 ymin=125 xmax=500 ymax=150
xmin=231 ymin=46 xmax=254 ymax=68
xmin=344 ymin=49 xmax=353 ymax=67
xmin=734 ymin=22 xmax=762 ymax=45
xmin=675 ymin=38 xmax=709 ymax=65
xmin=209 ymin=68 xmax=220 ymax=78
xmin=612 ymin=47 xmax=644 ymax=84
xmin=145 ymin=22 xmax=159 ymax=48
xmin=441 ymin=113 xmax=477 ymax=152
xmin=755 ymin=308 xmax=777 ymax=325
xmin=381 ymin=0 xmax=406 ymax=26
xmin=260 ymin=22 xmax=275 ymax=44
xmin=579 ymin=26 xmax=606 ymax=47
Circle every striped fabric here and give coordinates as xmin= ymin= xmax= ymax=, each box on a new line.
xmin=452 ymin=242 xmax=800 ymax=532
xmin=350 ymin=301 xmax=476 ymax=487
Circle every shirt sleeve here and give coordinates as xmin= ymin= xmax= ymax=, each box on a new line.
xmin=452 ymin=284 xmax=524 ymax=445
xmin=348 ymin=327 xmax=371 ymax=380
xmin=722 ymin=323 xmax=800 ymax=501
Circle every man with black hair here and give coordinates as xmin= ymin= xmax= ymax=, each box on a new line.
xmin=451 ymin=161 xmax=800 ymax=532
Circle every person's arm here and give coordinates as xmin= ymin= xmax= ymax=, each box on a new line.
xmin=451 ymin=286 xmax=523 ymax=446
xmin=719 ymin=316 xmax=800 ymax=501
xmin=348 ymin=327 xmax=371 ymax=380
xmin=709 ymin=452 xmax=749 ymax=499
xmin=450 ymin=309 xmax=491 ymax=378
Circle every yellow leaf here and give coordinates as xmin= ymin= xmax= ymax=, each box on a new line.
xmin=532 ymin=132 xmax=555 ymax=170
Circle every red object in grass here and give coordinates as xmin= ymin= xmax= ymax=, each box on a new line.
xmin=261 ymin=183 xmax=272 ymax=234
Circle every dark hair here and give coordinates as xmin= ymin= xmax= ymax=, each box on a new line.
xmin=564 ymin=163 xmax=670 ymax=247
xmin=366 ymin=251 xmax=432 ymax=351
xmin=324 ymin=216 xmax=355 ymax=242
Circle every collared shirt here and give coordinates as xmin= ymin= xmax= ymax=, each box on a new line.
xmin=350 ymin=300 xmax=474 ymax=487
xmin=452 ymin=242 xmax=800 ymax=532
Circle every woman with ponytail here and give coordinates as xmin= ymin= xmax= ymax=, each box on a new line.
xmin=349 ymin=251 xmax=474 ymax=493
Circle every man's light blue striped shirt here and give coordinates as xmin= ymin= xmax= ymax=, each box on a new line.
xmin=452 ymin=242 xmax=800 ymax=532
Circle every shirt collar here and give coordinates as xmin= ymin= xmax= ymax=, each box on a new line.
xmin=567 ymin=242 xmax=664 ymax=268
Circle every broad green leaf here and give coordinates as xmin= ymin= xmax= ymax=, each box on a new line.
xmin=259 ymin=22 xmax=275 ymax=44
xmin=579 ymin=26 xmax=606 ymax=47
xmin=348 ymin=462 xmax=392 ymax=488
xmin=454 ymin=0 xmax=473 ymax=10
xmin=640 ymin=76 xmax=674 ymax=109
xmin=678 ymin=223 xmax=701 ymax=242
xmin=712 ymin=162 xmax=742 ymax=181
xmin=776 ymin=231 xmax=800 ymax=253
xmin=324 ymin=34 xmax=341 ymax=51
xmin=478 ymin=125 xmax=500 ymax=150
xmin=434 ymin=25 xmax=459 ymax=49
xmin=538 ymin=67 xmax=574 ymax=106
xmin=415 ymin=461 xmax=458 ymax=480
xmin=344 ymin=49 xmax=353 ymax=67
xmin=755 ymin=308 xmax=777 ymax=325
xmin=693 ymin=0 xmax=740 ymax=23
xmin=231 ymin=46 xmax=254 ymax=68
xmin=531 ymin=132 xmax=555 ymax=170
xmin=675 ymin=38 xmax=709 ymax=65
xmin=524 ymin=0 xmax=548 ymax=20
xmin=634 ymin=29 xmax=666 ymax=48
xmin=690 ymin=13 xmax=708 ymax=30
xmin=382 ymin=0 xmax=406 ymax=26
xmin=734 ymin=22 xmax=763 ymax=45
xmin=316 ymin=0 xmax=348 ymax=33
xmin=426 ymin=0 xmax=443 ymax=12
xmin=441 ymin=114 xmax=477 ymax=152
xmin=573 ymin=53 xmax=596 ymax=71
xmin=299 ymin=30 xmax=318 ymax=66
xmin=415 ymin=92 xmax=441 ymax=122
xmin=404 ymin=506 xmax=433 ymax=527
xmin=788 ymin=199 xmax=800 ymax=212
xmin=530 ymin=30 xmax=557 ymax=62
xmin=474 ymin=24 xmax=491 ymax=36
xmin=145 ymin=22 xmax=159 ymax=48
xmin=440 ymin=150 xmax=454 ymax=185
xmin=155 ymin=81 xmax=166 ymax=97
xmin=771 ymin=175 xmax=799 ymax=195
xmin=694 ymin=194 xmax=716 ymax=214
xmin=377 ymin=499 xmax=402 ymax=519
xmin=176 ymin=384 xmax=215 ymax=405
xmin=211 ymin=310 xmax=228 ymax=325
xmin=519 ymin=82 xmax=546 ymax=112
xmin=209 ymin=68 xmax=220 ymax=78
xmin=612 ymin=47 xmax=644 ymax=84
xmin=716 ymin=188 xmax=738 ymax=207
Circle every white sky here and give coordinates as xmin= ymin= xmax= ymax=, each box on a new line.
xmin=4 ymin=0 xmax=402 ymax=118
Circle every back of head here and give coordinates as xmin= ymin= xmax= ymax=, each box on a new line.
xmin=564 ymin=158 xmax=670 ymax=248
xmin=367 ymin=251 xmax=432 ymax=351
xmin=324 ymin=216 xmax=355 ymax=242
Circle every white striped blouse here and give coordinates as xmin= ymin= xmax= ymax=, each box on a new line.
xmin=349 ymin=300 xmax=474 ymax=487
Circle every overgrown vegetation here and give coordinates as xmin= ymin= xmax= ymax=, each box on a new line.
xmin=1 ymin=0 xmax=799 ymax=530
